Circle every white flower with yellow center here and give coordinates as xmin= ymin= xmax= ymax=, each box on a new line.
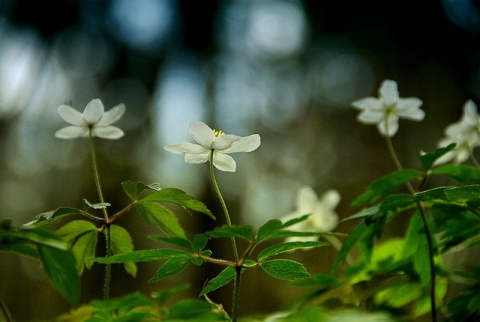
xmin=352 ymin=80 xmax=424 ymax=137
xmin=164 ymin=121 xmax=261 ymax=172
xmin=55 ymin=99 xmax=126 ymax=140
xmin=281 ymin=186 xmax=340 ymax=242
xmin=435 ymin=100 xmax=480 ymax=164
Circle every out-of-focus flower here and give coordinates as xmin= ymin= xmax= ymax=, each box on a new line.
xmin=352 ymin=80 xmax=424 ymax=137
xmin=281 ymin=186 xmax=340 ymax=242
xmin=436 ymin=100 xmax=480 ymax=164
xmin=164 ymin=121 xmax=261 ymax=172
xmin=55 ymin=99 xmax=126 ymax=139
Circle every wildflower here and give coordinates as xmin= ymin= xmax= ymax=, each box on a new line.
xmin=352 ymin=80 xmax=424 ymax=137
xmin=281 ymin=186 xmax=340 ymax=242
xmin=55 ymin=99 xmax=126 ymax=139
xmin=164 ymin=121 xmax=260 ymax=172
xmin=435 ymin=100 xmax=480 ymax=164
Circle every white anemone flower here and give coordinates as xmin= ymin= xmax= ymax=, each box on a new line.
xmin=435 ymin=100 xmax=480 ymax=164
xmin=352 ymin=80 xmax=424 ymax=137
xmin=281 ymin=186 xmax=340 ymax=243
xmin=164 ymin=121 xmax=261 ymax=172
xmin=55 ymin=99 xmax=126 ymax=139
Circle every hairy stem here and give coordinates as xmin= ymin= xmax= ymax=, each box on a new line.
xmin=88 ymin=129 xmax=112 ymax=300
xmin=385 ymin=135 xmax=437 ymax=321
xmin=232 ymin=267 xmax=242 ymax=322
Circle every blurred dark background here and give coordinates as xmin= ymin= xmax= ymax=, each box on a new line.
xmin=1 ymin=0 xmax=480 ymax=320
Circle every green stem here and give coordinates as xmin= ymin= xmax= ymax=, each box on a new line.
xmin=209 ymin=150 xmax=238 ymax=261
xmin=231 ymin=267 xmax=242 ymax=322
xmin=88 ymin=129 xmax=112 ymax=301
xmin=385 ymin=135 xmax=437 ymax=322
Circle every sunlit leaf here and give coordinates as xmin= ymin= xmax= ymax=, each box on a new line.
xmin=431 ymin=164 xmax=480 ymax=184
xmin=261 ymin=259 xmax=310 ymax=281
xmin=256 ymin=219 xmax=284 ymax=242
xmin=199 ymin=266 xmax=236 ymax=297
xmin=82 ymin=199 xmax=110 ymax=210
xmin=72 ymin=230 xmax=97 ymax=274
xmin=109 ymin=225 xmax=137 ymax=277
xmin=137 ymin=202 xmax=186 ymax=238
xmin=121 ymin=180 xmax=161 ymax=201
xmin=148 ymin=256 xmax=191 ymax=283
xmin=257 ymin=241 xmax=329 ymax=262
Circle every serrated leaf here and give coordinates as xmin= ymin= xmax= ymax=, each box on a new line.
xmin=56 ymin=220 xmax=98 ymax=242
xmin=141 ymin=188 xmax=215 ymax=220
xmin=23 ymin=207 xmax=81 ymax=228
xmin=431 ymin=164 xmax=480 ymax=184
xmin=206 ymin=225 xmax=253 ymax=241
xmin=341 ymin=206 xmax=380 ymax=222
xmin=199 ymin=266 xmax=237 ymax=297
xmin=137 ymin=202 xmax=186 ymax=238
xmin=261 ymin=259 xmax=310 ymax=281
xmin=256 ymin=219 xmax=284 ymax=242
xmin=121 ymin=180 xmax=161 ymax=201
xmin=192 ymin=234 xmax=209 ymax=252
xmin=329 ymin=221 xmax=368 ymax=273
xmin=148 ymin=235 xmax=192 ymax=250
xmin=109 ymin=225 xmax=137 ymax=277
xmin=258 ymin=241 xmax=329 ymax=262
xmin=352 ymin=169 xmax=423 ymax=207
xmin=72 ymin=230 xmax=97 ymax=274
xmin=38 ymin=244 xmax=80 ymax=306
xmin=148 ymin=256 xmax=191 ymax=283
xmin=94 ymin=249 xmax=192 ymax=264
xmin=419 ymin=143 xmax=456 ymax=171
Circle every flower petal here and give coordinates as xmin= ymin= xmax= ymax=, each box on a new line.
xmin=98 ymin=103 xmax=126 ymax=126
xmin=185 ymin=152 xmax=210 ymax=164
xmin=296 ymin=186 xmax=318 ymax=213
xmin=165 ymin=142 xmax=209 ymax=154
xmin=378 ymin=114 xmax=399 ymax=137
xmin=319 ymin=189 xmax=341 ymax=210
xmin=55 ymin=126 xmax=88 ymax=139
xmin=395 ymin=98 xmax=425 ymax=120
xmin=379 ymin=80 xmax=399 ymax=106
xmin=212 ymin=152 xmax=236 ymax=172
xmin=351 ymin=97 xmax=383 ymax=111
xmin=462 ymin=100 xmax=479 ymax=126
xmin=357 ymin=109 xmax=383 ymax=124
xmin=211 ymin=134 xmax=240 ymax=150
xmin=189 ymin=122 xmax=214 ymax=148
xmin=57 ymin=105 xmax=84 ymax=126
xmin=83 ymin=99 xmax=104 ymax=124
xmin=93 ymin=126 xmax=124 ymax=139
xmin=222 ymin=134 xmax=261 ymax=153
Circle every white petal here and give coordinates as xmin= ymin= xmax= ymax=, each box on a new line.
xmin=379 ymin=80 xmax=399 ymax=106
xmin=185 ymin=152 xmax=210 ymax=164
xmin=165 ymin=142 xmax=209 ymax=154
xmin=211 ymin=134 xmax=240 ymax=150
xmin=55 ymin=126 xmax=88 ymax=139
xmin=83 ymin=99 xmax=104 ymax=124
xmin=319 ymin=189 xmax=341 ymax=210
xmin=93 ymin=126 xmax=124 ymax=139
xmin=352 ymin=97 xmax=383 ymax=111
xmin=296 ymin=186 xmax=318 ymax=213
xmin=189 ymin=122 xmax=214 ymax=148
xmin=378 ymin=114 xmax=399 ymax=137
xmin=357 ymin=109 xmax=384 ymax=124
xmin=395 ymin=98 xmax=425 ymax=121
xmin=222 ymin=134 xmax=261 ymax=153
xmin=212 ymin=152 xmax=236 ymax=172
xmin=462 ymin=100 xmax=479 ymax=126
xmin=98 ymin=103 xmax=126 ymax=126
xmin=57 ymin=105 xmax=84 ymax=126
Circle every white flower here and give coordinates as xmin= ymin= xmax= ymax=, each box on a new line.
xmin=435 ymin=100 xmax=480 ymax=164
xmin=55 ymin=99 xmax=126 ymax=140
xmin=164 ymin=121 xmax=261 ymax=172
xmin=352 ymin=80 xmax=424 ymax=137
xmin=281 ymin=186 xmax=340 ymax=242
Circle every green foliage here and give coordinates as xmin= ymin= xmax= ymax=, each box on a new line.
xmin=199 ymin=266 xmax=237 ymax=297
xmin=206 ymin=225 xmax=254 ymax=241
xmin=23 ymin=207 xmax=82 ymax=227
xmin=418 ymin=143 xmax=456 ymax=170
xmin=257 ymin=241 xmax=329 ymax=262
xmin=109 ymin=225 xmax=137 ymax=277
xmin=261 ymin=259 xmax=310 ymax=281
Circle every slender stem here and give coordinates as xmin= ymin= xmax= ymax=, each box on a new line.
xmin=88 ymin=129 xmax=112 ymax=301
xmin=385 ymin=135 xmax=437 ymax=321
xmin=209 ymin=150 xmax=238 ymax=261
xmin=231 ymin=268 xmax=242 ymax=322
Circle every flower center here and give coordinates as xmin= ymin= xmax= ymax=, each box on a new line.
xmin=213 ymin=129 xmax=225 ymax=137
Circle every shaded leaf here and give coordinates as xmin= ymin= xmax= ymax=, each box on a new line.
xmin=258 ymin=241 xmax=329 ymax=262
xmin=137 ymin=202 xmax=186 ymax=238
xmin=109 ymin=225 xmax=137 ymax=277
xmin=152 ymin=283 xmax=190 ymax=306
xmin=148 ymin=235 xmax=192 ymax=250
xmin=148 ymin=256 xmax=191 ymax=283
xmin=256 ymin=219 xmax=284 ymax=242
xmin=341 ymin=206 xmax=380 ymax=222
xmin=82 ymin=199 xmax=110 ymax=210
xmin=121 ymin=180 xmax=161 ymax=201
xmin=23 ymin=207 xmax=81 ymax=227
xmin=431 ymin=164 xmax=480 ymax=184
xmin=72 ymin=230 xmax=97 ymax=274
xmin=329 ymin=221 xmax=368 ymax=273
xmin=206 ymin=225 xmax=253 ymax=241
xmin=199 ymin=266 xmax=236 ymax=297
xmin=94 ymin=249 xmax=192 ymax=264
xmin=419 ymin=143 xmax=456 ymax=171
xmin=261 ymin=259 xmax=310 ymax=281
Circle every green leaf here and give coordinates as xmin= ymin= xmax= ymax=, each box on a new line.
xmin=262 ymin=230 xmax=345 ymax=240
xmin=419 ymin=143 xmax=456 ymax=171
xmin=72 ymin=230 xmax=98 ymax=274
xmin=38 ymin=244 xmax=80 ymax=306
xmin=352 ymin=169 xmax=423 ymax=207
xmin=329 ymin=221 xmax=368 ymax=273
xmin=256 ymin=219 xmax=284 ymax=242
xmin=261 ymin=259 xmax=310 ymax=281
xmin=199 ymin=266 xmax=237 ymax=297
xmin=56 ymin=220 xmax=98 ymax=242
xmin=141 ymin=188 xmax=215 ymax=220
xmin=109 ymin=225 xmax=137 ymax=277
xmin=206 ymin=225 xmax=253 ymax=241
xmin=152 ymin=283 xmax=190 ymax=306
xmin=23 ymin=207 xmax=81 ymax=227
xmin=137 ymin=202 xmax=186 ymax=238
xmin=82 ymin=199 xmax=110 ymax=210
xmin=444 ymin=185 xmax=480 ymax=204
xmin=148 ymin=256 xmax=191 ymax=283
xmin=148 ymin=235 xmax=193 ymax=250
xmin=94 ymin=249 xmax=192 ymax=264
xmin=121 ymin=180 xmax=161 ymax=201
xmin=192 ymin=234 xmax=209 ymax=252
xmin=282 ymin=214 xmax=311 ymax=228
xmin=431 ymin=164 xmax=480 ymax=184
xmin=258 ymin=241 xmax=329 ymax=262
xmin=341 ymin=206 xmax=380 ymax=222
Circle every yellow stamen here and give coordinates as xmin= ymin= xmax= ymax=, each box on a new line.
xmin=213 ymin=129 xmax=225 ymax=137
